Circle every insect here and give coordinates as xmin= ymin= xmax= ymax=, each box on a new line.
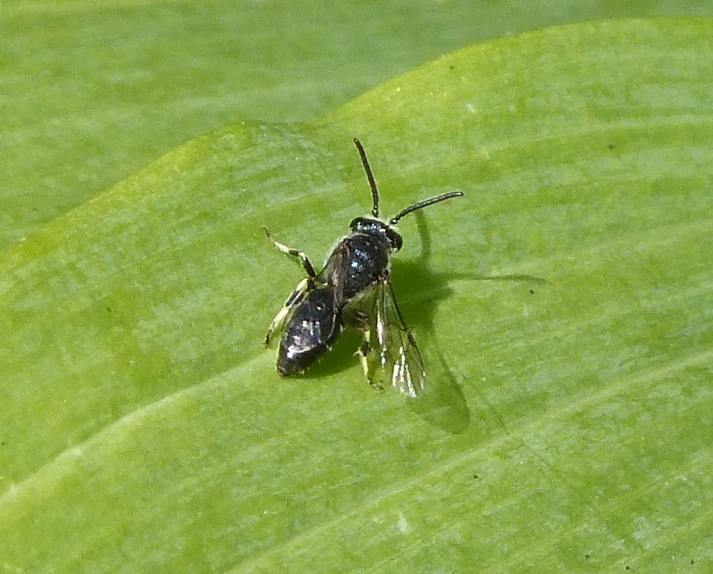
xmin=263 ymin=138 xmax=463 ymax=397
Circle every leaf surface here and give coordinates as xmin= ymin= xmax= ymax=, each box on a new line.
xmin=3 ymin=1 xmax=712 ymax=247
xmin=2 ymin=18 xmax=713 ymax=572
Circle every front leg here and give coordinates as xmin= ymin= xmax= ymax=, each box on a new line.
xmin=265 ymin=277 xmax=312 ymax=347
xmin=262 ymin=226 xmax=317 ymax=278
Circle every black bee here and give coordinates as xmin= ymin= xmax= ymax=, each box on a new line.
xmin=263 ymin=138 xmax=462 ymax=397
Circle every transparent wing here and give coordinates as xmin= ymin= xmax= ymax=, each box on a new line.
xmin=373 ymin=278 xmax=427 ymax=398
xmin=318 ymin=238 xmax=351 ymax=307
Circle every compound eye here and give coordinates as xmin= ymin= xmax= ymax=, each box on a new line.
xmin=387 ymin=229 xmax=403 ymax=251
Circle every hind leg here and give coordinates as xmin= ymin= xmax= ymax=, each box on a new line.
xmin=356 ymin=331 xmax=384 ymax=394
xmin=264 ymin=277 xmax=312 ymax=347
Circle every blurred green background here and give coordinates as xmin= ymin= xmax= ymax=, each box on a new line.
xmin=3 ymin=0 xmax=713 ymax=248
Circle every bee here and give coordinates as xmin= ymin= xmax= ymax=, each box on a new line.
xmin=263 ymin=138 xmax=462 ymax=397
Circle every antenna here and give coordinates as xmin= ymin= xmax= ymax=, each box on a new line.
xmin=389 ymin=191 xmax=463 ymax=225
xmin=353 ymin=138 xmax=380 ymax=218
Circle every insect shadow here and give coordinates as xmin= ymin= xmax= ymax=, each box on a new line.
xmin=305 ymin=210 xmax=546 ymax=434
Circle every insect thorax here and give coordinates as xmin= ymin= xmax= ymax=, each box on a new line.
xmin=317 ymin=221 xmax=399 ymax=302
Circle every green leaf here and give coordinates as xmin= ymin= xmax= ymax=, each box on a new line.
xmin=2 ymin=18 xmax=713 ymax=572
xmin=4 ymin=1 xmax=713 ymax=249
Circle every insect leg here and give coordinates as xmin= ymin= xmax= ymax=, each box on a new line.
xmin=356 ymin=331 xmax=384 ymax=394
xmin=262 ymin=226 xmax=317 ymax=278
xmin=264 ymin=277 xmax=312 ymax=347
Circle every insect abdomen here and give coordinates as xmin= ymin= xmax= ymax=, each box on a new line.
xmin=277 ymin=287 xmax=341 ymax=376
